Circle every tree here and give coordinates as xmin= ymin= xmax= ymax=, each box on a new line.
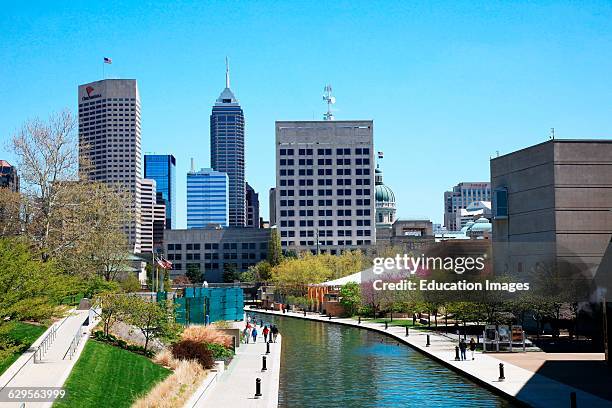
xmin=339 ymin=282 xmax=361 ymax=317
xmin=271 ymin=253 xmax=332 ymax=296
xmin=267 ymin=228 xmax=283 ymax=266
xmin=186 ymin=264 xmax=203 ymax=284
xmin=123 ymin=296 xmax=172 ymax=352
xmin=119 ymin=274 xmax=142 ymax=293
xmin=223 ymin=263 xmax=238 ymax=283
xmin=94 ymin=293 xmax=129 ymax=336
xmin=0 ymin=188 xmax=22 ymax=237
xmin=173 ymin=275 xmax=191 ymax=285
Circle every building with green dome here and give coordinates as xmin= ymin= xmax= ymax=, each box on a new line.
xmin=375 ymin=166 xmax=396 ymax=229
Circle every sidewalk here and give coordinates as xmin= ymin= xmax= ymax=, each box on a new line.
xmin=197 ymin=326 xmax=281 ymax=408
xmin=250 ymin=308 xmax=611 ymax=408
xmin=0 ymin=309 xmax=96 ymax=408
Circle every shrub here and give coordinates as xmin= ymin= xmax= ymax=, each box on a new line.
xmin=205 ymin=342 xmax=233 ymax=360
xmin=152 ymin=348 xmax=181 ymax=370
xmin=181 ymin=326 xmax=232 ymax=347
xmin=171 ymin=340 xmax=214 ymax=369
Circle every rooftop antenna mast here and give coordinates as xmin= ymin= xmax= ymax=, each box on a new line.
xmin=550 ymin=127 xmax=555 ymax=140
xmin=225 ymin=56 xmax=230 ymax=88
xmin=322 ymin=84 xmax=335 ymax=120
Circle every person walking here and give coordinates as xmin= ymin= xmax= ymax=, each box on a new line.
xmin=244 ymin=324 xmax=251 ymax=344
xmin=263 ymin=325 xmax=270 ymax=343
xmin=252 ymin=326 xmax=258 ymax=343
xmin=271 ymin=325 xmax=279 ymax=342
xmin=459 ymin=338 xmax=467 ymax=361
xmin=469 ymin=338 xmax=476 ymax=360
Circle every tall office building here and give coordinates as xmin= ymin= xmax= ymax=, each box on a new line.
xmin=153 ymin=192 xmax=166 ymax=251
xmin=140 ymin=178 xmax=165 ymax=253
xmin=246 ymin=182 xmax=259 ymax=228
xmin=269 ymin=188 xmax=277 ymax=226
xmin=443 ymin=182 xmax=491 ymax=231
xmin=275 ymin=120 xmax=376 ymax=254
xmin=144 ymin=154 xmax=176 ymax=229
xmin=210 ymin=60 xmax=246 ymax=226
xmin=0 ymin=160 xmax=19 ymax=192
xmin=187 ymin=168 xmax=229 ymax=228
xmin=78 ymin=79 xmax=142 ymax=253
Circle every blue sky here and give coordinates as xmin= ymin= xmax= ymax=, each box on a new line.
xmin=1 ymin=1 xmax=611 ymax=228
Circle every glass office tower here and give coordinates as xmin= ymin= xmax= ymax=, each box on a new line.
xmin=187 ymin=168 xmax=229 ymax=228
xmin=210 ymin=60 xmax=246 ymax=226
xmin=144 ymin=154 xmax=176 ymax=229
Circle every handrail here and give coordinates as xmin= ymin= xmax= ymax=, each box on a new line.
xmin=33 ymin=323 xmax=58 ymax=364
xmin=64 ymin=326 xmax=83 ymax=360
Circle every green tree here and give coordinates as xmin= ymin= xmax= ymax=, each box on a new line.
xmin=123 ymin=296 xmax=172 ymax=352
xmin=267 ymin=228 xmax=283 ymax=266
xmin=119 ymin=274 xmax=142 ymax=293
xmin=186 ymin=264 xmax=203 ymax=284
xmin=223 ymin=263 xmax=238 ymax=283
xmin=339 ymin=282 xmax=361 ymax=317
xmin=94 ymin=293 xmax=130 ymax=336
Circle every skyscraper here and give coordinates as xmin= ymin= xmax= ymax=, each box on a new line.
xmin=275 ymin=120 xmax=376 ymax=254
xmin=210 ymin=59 xmax=246 ymax=226
xmin=443 ymin=182 xmax=491 ymax=231
xmin=78 ymin=79 xmax=142 ymax=253
xmin=140 ymin=178 xmax=165 ymax=253
xmin=0 ymin=160 xmax=19 ymax=192
xmin=187 ymin=168 xmax=229 ymax=228
xmin=144 ymin=154 xmax=176 ymax=229
xmin=246 ymin=182 xmax=259 ymax=228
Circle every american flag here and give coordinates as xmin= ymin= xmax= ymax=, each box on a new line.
xmin=104 ymin=57 xmax=112 ymax=64
xmin=377 ymin=151 xmax=384 ymax=159
xmin=156 ymin=257 xmax=173 ymax=270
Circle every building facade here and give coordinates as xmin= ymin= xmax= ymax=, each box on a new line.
xmin=0 ymin=160 xmax=19 ymax=192
xmin=140 ymin=179 xmax=160 ymax=253
xmin=153 ymin=192 xmax=166 ymax=251
xmin=269 ymin=188 xmax=277 ymax=226
xmin=275 ymin=120 xmax=376 ymax=254
xmin=144 ymin=154 xmax=176 ymax=229
xmin=491 ymin=139 xmax=612 ymax=280
xmin=164 ymin=227 xmax=270 ymax=282
xmin=246 ymin=182 xmax=259 ymax=228
xmin=187 ymin=168 xmax=229 ymax=228
xmin=444 ymin=181 xmax=491 ymax=231
xmin=374 ymin=165 xmax=396 ymax=229
xmin=210 ymin=62 xmax=246 ymax=227
xmin=78 ymin=79 xmax=142 ymax=253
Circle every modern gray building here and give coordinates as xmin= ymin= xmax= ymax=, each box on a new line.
xmin=275 ymin=120 xmax=376 ymax=254
xmin=163 ymin=226 xmax=270 ymax=282
xmin=187 ymin=168 xmax=229 ymax=228
xmin=78 ymin=79 xmax=142 ymax=253
xmin=210 ymin=60 xmax=246 ymax=227
xmin=444 ymin=182 xmax=491 ymax=231
xmin=491 ymin=139 xmax=612 ymax=282
xmin=144 ymin=154 xmax=176 ymax=229
xmin=246 ymin=182 xmax=259 ymax=228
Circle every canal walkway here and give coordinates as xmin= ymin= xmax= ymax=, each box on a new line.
xmin=249 ymin=307 xmax=611 ymax=408
xmin=197 ymin=324 xmax=281 ymax=408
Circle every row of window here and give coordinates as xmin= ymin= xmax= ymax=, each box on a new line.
xmin=279 ymin=189 xmax=371 ymax=197
xmin=167 ymin=242 xmax=267 ymax=251
xmin=279 ymin=168 xmax=370 ymax=176
xmin=173 ymin=262 xmax=258 ymax=271
xmin=279 ymin=148 xmax=370 ymax=156
xmin=279 ymin=198 xmax=371 ymax=207
xmin=280 ymin=240 xmax=372 ymax=247
xmin=168 ymin=252 xmax=265 ymax=261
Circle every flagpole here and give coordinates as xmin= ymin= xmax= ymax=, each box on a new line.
xmin=102 ymin=60 xmax=105 ymax=79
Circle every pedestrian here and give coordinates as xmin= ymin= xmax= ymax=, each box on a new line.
xmin=459 ymin=339 xmax=467 ymax=361
xmin=469 ymin=338 xmax=476 ymax=360
xmin=271 ymin=325 xmax=278 ymax=342
xmin=247 ymin=315 xmax=252 ymax=323
xmin=263 ymin=325 xmax=270 ymax=343
xmin=244 ymin=325 xmax=250 ymax=344
xmin=252 ymin=326 xmax=258 ymax=343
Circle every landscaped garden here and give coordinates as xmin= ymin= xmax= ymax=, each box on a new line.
xmin=0 ymin=321 xmax=47 ymax=375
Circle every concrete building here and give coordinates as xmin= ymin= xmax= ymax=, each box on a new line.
xmin=491 ymin=139 xmax=612 ymax=281
xmin=78 ymin=79 xmax=142 ymax=253
xmin=275 ymin=120 xmax=376 ymax=254
xmin=210 ymin=60 xmax=246 ymax=227
xmin=187 ymin=168 xmax=229 ymax=228
xmin=375 ymin=219 xmax=435 ymax=252
xmin=374 ymin=165 xmax=396 ymax=229
xmin=164 ymin=226 xmax=270 ymax=282
xmin=0 ymin=160 xmax=19 ymax=192
xmin=246 ymin=182 xmax=259 ymax=228
xmin=444 ymin=182 xmax=491 ymax=231
xmin=144 ymin=154 xmax=176 ymax=229
xmin=153 ymin=192 xmax=166 ymax=251
xmin=456 ymin=200 xmax=492 ymax=229
xmin=269 ymin=188 xmax=277 ymax=226
xmin=140 ymin=179 xmax=159 ymax=253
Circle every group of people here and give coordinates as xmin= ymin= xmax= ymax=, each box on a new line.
xmin=243 ymin=315 xmax=279 ymax=344
xmin=458 ymin=338 xmax=477 ymax=360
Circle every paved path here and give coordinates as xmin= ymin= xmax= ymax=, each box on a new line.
xmin=250 ymin=308 xmax=611 ymax=408
xmin=0 ymin=309 xmax=97 ymax=408
xmin=197 ymin=325 xmax=281 ymax=408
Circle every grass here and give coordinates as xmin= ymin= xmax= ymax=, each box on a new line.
xmin=0 ymin=322 xmax=47 ymax=375
xmin=352 ymin=317 xmax=421 ymax=327
xmin=54 ymin=340 xmax=170 ymax=408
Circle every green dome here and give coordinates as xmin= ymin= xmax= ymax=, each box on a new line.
xmin=375 ymin=183 xmax=395 ymax=203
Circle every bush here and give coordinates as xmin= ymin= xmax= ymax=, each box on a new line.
xmin=181 ymin=326 xmax=232 ymax=347
xmin=171 ymin=340 xmax=215 ymax=369
xmin=205 ymin=342 xmax=233 ymax=359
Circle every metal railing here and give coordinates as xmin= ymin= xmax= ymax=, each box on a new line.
xmin=33 ymin=324 xmax=58 ymax=364
xmin=65 ymin=327 xmax=83 ymax=360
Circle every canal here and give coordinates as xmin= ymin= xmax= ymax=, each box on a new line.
xmin=253 ymin=313 xmax=515 ymax=407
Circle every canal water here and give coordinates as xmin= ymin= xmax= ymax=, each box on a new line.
xmin=252 ymin=313 xmax=515 ymax=408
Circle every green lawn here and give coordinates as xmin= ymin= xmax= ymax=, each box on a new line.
xmin=353 ymin=317 xmax=421 ymax=327
xmin=54 ymin=340 xmax=170 ymax=408
xmin=0 ymin=322 xmax=47 ymax=375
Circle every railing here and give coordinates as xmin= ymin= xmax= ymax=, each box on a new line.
xmin=33 ymin=324 xmax=58 ymax=364
xmin=64 ymin=326 xmax=83 ymax=360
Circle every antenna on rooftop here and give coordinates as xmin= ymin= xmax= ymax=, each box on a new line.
xmin=322 ymin=84 xmax=335 ymax=121
xmin=550 ymin=128 xmax=555 ymax=140
xmin=190 ymin=158 xmax=195 ymax=172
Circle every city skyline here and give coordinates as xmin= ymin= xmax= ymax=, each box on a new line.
xmin=2 ymin=1 xmax=612 ymax=228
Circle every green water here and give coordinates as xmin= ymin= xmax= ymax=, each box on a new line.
xmin=253 ymin=313 xmax=515 ymax=408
